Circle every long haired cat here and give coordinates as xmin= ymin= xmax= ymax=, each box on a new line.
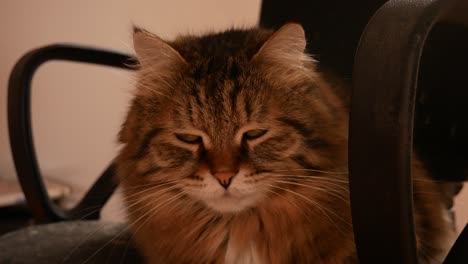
xmin=116 ymin=23 xmax=456 ymax=263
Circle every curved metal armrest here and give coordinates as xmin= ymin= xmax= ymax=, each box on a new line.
xmin=350 ymin=0 xmax=468 ymax=263
xmin=8 ymin=44 xmax=135 ymax=223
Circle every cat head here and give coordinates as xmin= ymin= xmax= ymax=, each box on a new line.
xmin=118 ymin=23 xmax=348 ymax=213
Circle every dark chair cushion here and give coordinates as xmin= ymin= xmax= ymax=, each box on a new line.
xmin=0 ymin=221 xmax=143 ymax=264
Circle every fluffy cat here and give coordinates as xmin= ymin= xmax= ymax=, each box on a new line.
xmin=116 ymin=23 xmax=456 ymax=263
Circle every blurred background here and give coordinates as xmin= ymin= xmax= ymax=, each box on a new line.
xmin=0 ymin=0 xmax=466 ymax=233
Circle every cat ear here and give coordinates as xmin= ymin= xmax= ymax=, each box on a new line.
xmin=133 ymin=26 xmax=186 ymax=69
xmin=253 ymin=23 xmax=307 ymax=63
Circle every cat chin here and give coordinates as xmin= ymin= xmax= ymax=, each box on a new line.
xmin=203 ymin=195 xmax=258 ymax=213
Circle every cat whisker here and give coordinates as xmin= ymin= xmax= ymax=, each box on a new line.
xmin=70 ymin=183 xmax=181 ymax=221
xmin=261 ymin=185 xmax=338 ymax=231
xmin=122 ymin=180 xmax=182 ymax=201
xmin=61 ymin=221 xmax=113 ymax=263
xmin=63 ymin=185 xmax=181 ymax=263
xmin=178 ymin=206 xmax=220 ymax=240
xmin=263 ymin=183 xmax=351 ymax=234
xmin=261 ymin=187 xmax=314 ymax=221
xmin=69 ymin=186 xmax=175 ymax=224
xmin=62 ymin=182 xmax=185 ymax=224
xmin=262 ymin=187 xmax=304 ymax=212
xmin=125 ymin=189 xmax=187 ymax=231
xmin=268 ymin=175 xmax=350 ymax=193
xmin=118 ymin=192 xmax=187 ymax=260
xmin=261 ymin=189 xmax=275 ymax=200
xmin=271 ymin=179 xmax=350 ymax=205
xmin=117 ymin=193 xmax=188 ymax=262
xmin=270 ymin=168 xmax=349 ymax=175
xmin=58 ymin=181 xmax=181 ymax=219
xmin=123 ymin=185 xmax=182 ymax=213
xmin=119 ymin=178 xmax=182 ymax=190
xmin=80 ymin=192 xmax=186 ymax=264
xmin=269 ymin=173 xmax=349 ymax=183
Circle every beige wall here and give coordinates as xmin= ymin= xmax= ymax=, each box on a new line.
xmin=1 ymin=1 xmax=466 ymax=231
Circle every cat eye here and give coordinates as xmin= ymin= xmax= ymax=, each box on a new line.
xmin=243 ymin=129 xmax=267 ymax=140
xmin=176 ymin=133 xmax=202 ymax=144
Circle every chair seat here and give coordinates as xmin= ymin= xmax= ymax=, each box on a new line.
xmin=0 ymin=221 xmax=143 ymax=264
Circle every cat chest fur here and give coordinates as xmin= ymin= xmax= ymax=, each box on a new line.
xmin=224 ymin=238 xmax=262 ymax=264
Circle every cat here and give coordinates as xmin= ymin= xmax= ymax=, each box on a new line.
xmin=116 ymin=23 xmax=457 ymax=263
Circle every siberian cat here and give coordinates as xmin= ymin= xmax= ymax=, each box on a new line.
xmin=116 ymin=23 xmax=456 ymax=263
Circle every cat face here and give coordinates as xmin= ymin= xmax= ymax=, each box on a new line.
xmin=149 ymin=84 xmax=307 ymax=213
xmin=119 ymin=24 xmax=348 ymax=214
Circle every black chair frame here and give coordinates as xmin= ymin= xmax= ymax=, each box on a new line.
xmin=8 ymin=45 xmax=134 ymax=222
xmin=349 ymin=0 xmax=468 ymax=263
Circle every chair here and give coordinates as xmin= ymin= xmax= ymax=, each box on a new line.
xmin=2 ymin=0 xmax=468 ymax=263
xmin=7 ymin=45 xmax=132 ymax=223
xmin=3 ymin=45 xmax=139 ymax=263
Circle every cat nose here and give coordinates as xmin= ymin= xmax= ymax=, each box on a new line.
xmin=214 ymin=172 xmax=236 ymax=189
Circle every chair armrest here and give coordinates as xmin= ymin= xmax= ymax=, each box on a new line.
xmin=349 ymin=0 xmax=467 ymax=263
xmin=8 ymin=44 xmax=135 ymax=223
